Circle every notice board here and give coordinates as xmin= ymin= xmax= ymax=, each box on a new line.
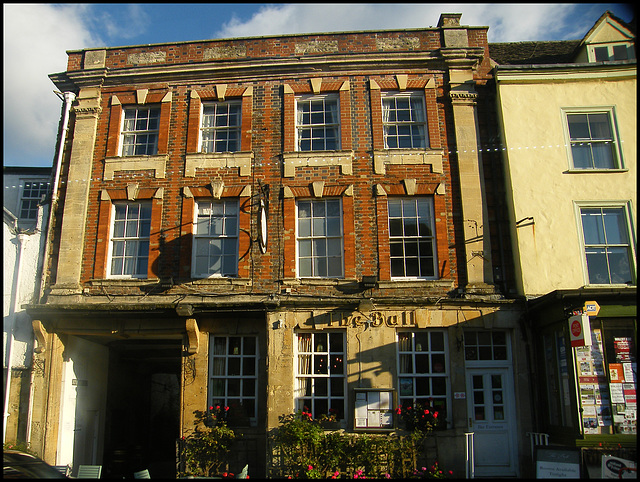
xmin=535 ymin=446 xmax=581 ymax=479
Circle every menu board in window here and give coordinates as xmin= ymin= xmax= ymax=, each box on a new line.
xmin=354 ymin=389 xmax=395 ymax=431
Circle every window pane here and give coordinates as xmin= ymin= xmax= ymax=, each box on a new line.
xmin=603 ymin=209 xmax=628 ymax=244
xmin=594 ymin=46 xmax=609 ymax=61
xmin=613 ymin=44 xmax=628 ymax=60
xmin=586 ymin=248 xmax=610 ymax=284
xmin=591 ymin=143 xmax=615 ymax=169
xmin=588 ymin=114 xmax=612 ymax=139
xmin=568 ymin=114 xmax=589 ymax=139
xmin=608 ymin=248 xmax=632 ymax=284
xmin=581 ymin=209 xmax=606 ymax=244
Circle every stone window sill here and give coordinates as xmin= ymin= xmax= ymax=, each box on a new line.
xmin=373 ymin=148 xmax=444 ymax=175
xmin=185 ymin=151 xmax=253 ymax=177
xmin=103 ymin=154 xmax=168 ymax=180
xmin=282 ymin=150 xmax=354 ymax=177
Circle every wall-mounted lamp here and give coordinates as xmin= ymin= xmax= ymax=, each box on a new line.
xmin=176 ymin=304 xmax=194 ymax=317
xmin=358 ymin=298 xmax=375 ymax=314
xmin=360 ymin=275 xmax=377 ymax=289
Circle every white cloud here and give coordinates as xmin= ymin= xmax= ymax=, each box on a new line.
xmin=215 ymin=3 xmax=583 ymax=42
xmin=90 ymin=4 xmax=150 ymax=42
xmin=3 ymin=4 xmax=102 ymax=167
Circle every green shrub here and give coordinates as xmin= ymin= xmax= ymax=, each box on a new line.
xmin=180 ymin=407 xmax=238 ymax=477
xmin=272 ymin=410 xmax=447 ymax=479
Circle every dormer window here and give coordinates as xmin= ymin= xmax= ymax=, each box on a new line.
xmin=590 ymin=43 xmax=635 ymax=62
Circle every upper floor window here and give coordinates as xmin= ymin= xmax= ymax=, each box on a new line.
xmin=579 ymin=205 xmax=635 ymax=285
xmin=19 ymin=180 xmax=49 ymax=220
xmin=388 ymin=197 xmax=437 ymax=279
xmin=109 ymin=202 xmax=151 ymax=278
xmin=591 ymin=43 xmax=635 ymax=62
xmin=566 ymin=110 xmax=621 ymax=169
xmin=200 ymin=100 xmax=242 ymax=153
xmin=382 ymin=92 xmax=428 ymax=149
xmin=296 ymin=94 xmax=340 ymax=151
xmin=121 ymin=106 xmax=160 ymax=156
xmin=193 ymin=199 xmax=239 ymax=278
xmin=296 ymin=198 xmax=343 ymax=278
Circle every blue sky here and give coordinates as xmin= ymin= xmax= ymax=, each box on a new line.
xmin=3 ymin=3 xmax=635 ymax=168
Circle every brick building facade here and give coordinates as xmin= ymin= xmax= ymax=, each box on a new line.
xmin=27 ymin=13 xmax=531 ymax=478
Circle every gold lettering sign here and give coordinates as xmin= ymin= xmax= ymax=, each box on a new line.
xmin=313 ymin=311 xmax=416 ymax=328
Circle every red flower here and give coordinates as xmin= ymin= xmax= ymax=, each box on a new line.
xmin=424 ymin=409 xmax=429 ymax=415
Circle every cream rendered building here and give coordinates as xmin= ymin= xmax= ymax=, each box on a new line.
xmin=492 ymin=10 xmax=637 ymax=469
xmin=495 ymin=12 xmax=636 ymax=296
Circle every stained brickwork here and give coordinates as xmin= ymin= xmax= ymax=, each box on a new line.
xmin=54 ymin=27 xmax=501 ymax=300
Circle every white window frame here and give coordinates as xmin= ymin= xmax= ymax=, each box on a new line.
xmin=381 ymin=91 xmax=429 ymax=149
xmin=397 ymin=330 xmax=451 ymax=427
xmin=388 ymin=197 xmax=438 ymax=279
xmin=295 ymin=198 xmax=344 ymax=279
xmin=192 ymin=199 xmax=239 ymax=278
xmin=107 ymin=201 xmax=151 ymax=279
xmin=18 ymin=179 xmax=49 ymax=220
xmin=574 ymin=201 xmax=637 ymax=286
xmin=208 ymin=335 xmax=259 ymax=426
xmin=295 ymin=94 xmax=340 ymax=152
xmin=199 ymin=100 xmax=242 ymax=153
xmin=463 ymin=330 xmax=512 ymax=367
xmin=562 ymin=107 xmax=624 ymax=170
xmin=295 ymin=331 xmax=346 ymax=422
xmin=120 ymin=106 xmax=160 ymax=156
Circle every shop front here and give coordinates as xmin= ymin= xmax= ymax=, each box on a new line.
xmin=527 ymin=288 xmax=637 ymax=478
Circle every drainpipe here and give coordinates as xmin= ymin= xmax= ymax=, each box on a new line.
xmin=38 ymin=91 xmax=75 ymax=302
xmin=3 ymin=225 xmax=26 ymax=444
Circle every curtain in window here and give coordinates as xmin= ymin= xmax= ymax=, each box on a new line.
xmin=382 ymin=100 xmax=391 ymax=124
xmin=411 ymin=97 xmax=425 ymax=123
xmin=326 ymin=100 xmax=339 ymax=125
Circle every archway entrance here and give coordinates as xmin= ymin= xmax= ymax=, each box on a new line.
xmin=102 ymin=339 xmax=181 ymax=479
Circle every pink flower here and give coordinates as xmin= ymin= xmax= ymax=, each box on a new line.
xmin=434 ymin=411 xmax=439 ymax=418
xmin=395 ymin=407 xmax=402 ymax=415
xmin=308 ymin=465 xmax=313 ymax=471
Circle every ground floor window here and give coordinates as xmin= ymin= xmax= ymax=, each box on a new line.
xmin=295 ymin=331 xmax=346 ymax=420
xmin=208 ymin=335 xmax=258 ymax=425
xmin=575 ymin=319 xmax=636 ymax=435
xmin=397 ymin=330 xmax=449 ymax=422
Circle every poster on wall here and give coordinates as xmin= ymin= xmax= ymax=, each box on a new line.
xmin=614 ymin=338 xmax=633 ymax=362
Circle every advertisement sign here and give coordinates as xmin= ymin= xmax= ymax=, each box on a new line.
xmin=601 ymin=455 xmax=636 ymax=479
xmin=569 ymin=314 xmax=591 ymax=347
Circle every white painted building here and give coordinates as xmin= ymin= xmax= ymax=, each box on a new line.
xmin=3 ymin=166 xmax=51 ymax=444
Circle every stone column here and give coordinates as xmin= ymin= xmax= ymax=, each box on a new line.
xmin=439 ymin=14 xmax=495 ymax=291
xmin=52 ymin=88 xmax=102 ymax=293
